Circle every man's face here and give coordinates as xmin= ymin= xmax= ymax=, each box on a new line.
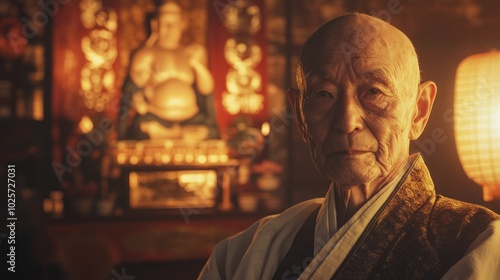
xmin=300 ymin=40 xmax=416 ymax=186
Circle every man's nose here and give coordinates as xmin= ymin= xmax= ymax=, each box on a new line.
xmin=332 ymin=96 xmax=364 ymax=134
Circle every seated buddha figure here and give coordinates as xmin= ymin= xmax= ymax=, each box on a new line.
xmin=118 ymin=0 xmax=220 ymax=140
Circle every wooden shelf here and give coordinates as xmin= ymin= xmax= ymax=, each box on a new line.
xmin=45 ymin=212 xmax=266 ymax=280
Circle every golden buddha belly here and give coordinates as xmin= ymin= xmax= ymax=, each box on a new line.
xmin=148 ymin=79 xmax=199 ymax=122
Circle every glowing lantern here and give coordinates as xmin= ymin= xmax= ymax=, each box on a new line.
xmin=454 ymin=50 xmax=500 ymax=201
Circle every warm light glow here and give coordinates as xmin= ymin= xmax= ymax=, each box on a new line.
xmin=129 ymin=170 xmax=217 ymax=208
xmin=455 ymin=50 xmax=500 ymax=201
xmin=143 ymin=155 xmax=153 ymax=164
xmin=261 ymin=122 xmax=270 ymax=137
xmin=208 ymin=154 xmax=219 ymax=163
xmin=161 ymin=154 xmax=171 ymax=163
xmin=174 ymin=153 xmax=184 ymax=163
xmin=220 ymin=154 xmax=228 ymax=163
xmin=130 ymin=156 xmax=138 ymax=165
xmin=113 ymin=140 xmax=229 ymax=166
xmin=185 ymin=153 xmax=194 ymax=163
xmin=43 ymin=199 xmax=53 ymax=213
xmin=178 ymin=171 xmax=217 ymax=198
xmin=221 ymin=3 xmax=264 ymax=115
xmin=32 ymin=88 xmax=44 ymax=121
xmin=149 ymin=79 xmax=200 ymax=122
xmin=79 ymin=115 xmax=94 ymax=134
xmin=197 ymin=155 xmax=207 ymax=164
xmin=117 ymin=153 xmax=126 ymax=164
xmin=222 ymin=92 xmax=263 ymax=114
xmin=79 ymin=0 xmax=117 ymax=112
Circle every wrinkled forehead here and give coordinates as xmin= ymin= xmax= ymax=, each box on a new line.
xmin=301 ymin=14 xmax=414 ymax=70
xmin=301 ymin=24 xmax=402 ymax=73
xmin=302 ymin=45 xmax=397 ymax=73
xmin=301 ymin=48 xmax=404 ymax=94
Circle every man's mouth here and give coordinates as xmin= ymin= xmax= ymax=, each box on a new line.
xmin=332 ymin=150 xmax=370 ymax=155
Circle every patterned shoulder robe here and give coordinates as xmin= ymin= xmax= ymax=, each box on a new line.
xmin=336 ymin=155 xmax=499 ymax=279
xmin=199 ymin=155 xmax=500 ymax=280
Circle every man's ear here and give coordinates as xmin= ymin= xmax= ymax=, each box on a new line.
xmin=409 ymin=81 xmax=437 ymax=140
xmin=287 ymin=88 xmax=307 ymax=142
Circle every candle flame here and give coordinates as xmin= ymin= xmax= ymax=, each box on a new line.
xmin=79 ymin=115 xmax=93 ymax=134
xmin=261 ymin=122 xmax=270 ymax=136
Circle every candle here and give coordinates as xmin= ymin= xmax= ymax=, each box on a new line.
xmin=260 ymin=122 xmax=270 ymax=159
xmin=261 ymin=122 xmax=270 ymax=137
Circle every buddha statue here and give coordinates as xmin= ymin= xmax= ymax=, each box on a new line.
xmin=118 ymin=0 xmax=220 ymax=140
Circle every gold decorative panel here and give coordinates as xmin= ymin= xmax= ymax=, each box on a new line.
xmin=79 ymin=0 xmax=118 ymax=112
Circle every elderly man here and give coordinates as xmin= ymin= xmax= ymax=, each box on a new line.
xmin=199 ymin=13 xmax=500 ymax=279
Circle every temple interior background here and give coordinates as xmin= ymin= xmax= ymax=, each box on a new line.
xmin=1 ymin=0 xmax=500 ymax=279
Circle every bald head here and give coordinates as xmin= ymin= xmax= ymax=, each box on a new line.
xmin=297 ymin=13 xmax=420 ymax=99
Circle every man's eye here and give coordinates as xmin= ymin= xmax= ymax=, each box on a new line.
xmin=367 ymin=88 xmax=381 ymax=95
xmin=317 ymin=91 xmax=332 ymax=97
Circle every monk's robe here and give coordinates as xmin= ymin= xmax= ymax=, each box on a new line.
xmin=198 ymin=154 xmax=500 ymax=280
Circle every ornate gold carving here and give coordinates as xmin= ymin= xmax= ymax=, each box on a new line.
xmin=80 ymin=0 xmax=117 ymax=112
xmin=222 ymin=1 xmax=264 ymax=115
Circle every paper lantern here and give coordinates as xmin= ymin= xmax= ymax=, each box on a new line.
xmin=454 ymin=50 xmax=500 ymax=201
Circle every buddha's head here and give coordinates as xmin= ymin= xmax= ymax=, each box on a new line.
xmin=154 ymin=1 xmax=186 ymax=49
